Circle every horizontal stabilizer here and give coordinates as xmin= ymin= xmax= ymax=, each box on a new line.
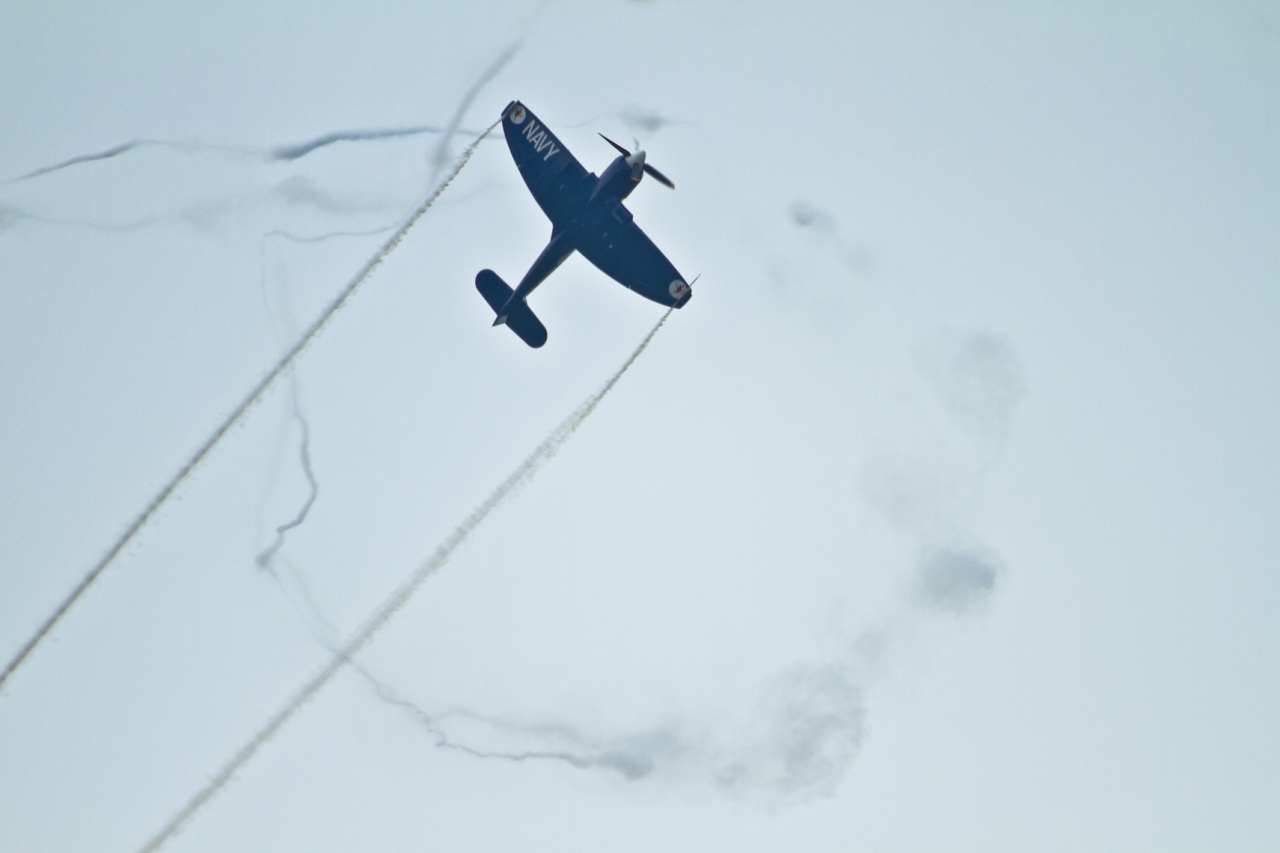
xmin=476 ymin=269 xmax=547 ymax=348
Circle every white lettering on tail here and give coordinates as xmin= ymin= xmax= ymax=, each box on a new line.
xmin=522 ymin=118 xmax=561 ymax=161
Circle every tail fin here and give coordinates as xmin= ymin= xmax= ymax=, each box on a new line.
xmin=476 ymin=269 xmax=547 ymax=348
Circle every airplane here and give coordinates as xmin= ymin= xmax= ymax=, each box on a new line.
xmin=476 ymin=100 xmax=692 ymax=347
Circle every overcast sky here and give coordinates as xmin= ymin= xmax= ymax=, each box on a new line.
xmin=2 ymin=2 xmax=1277 ymax=851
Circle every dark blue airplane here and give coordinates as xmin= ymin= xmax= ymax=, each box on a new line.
xmin=476 ymin=100 xmax=692 ymax=347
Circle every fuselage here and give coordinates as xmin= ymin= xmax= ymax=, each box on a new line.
xmin=589 ymin=154 xmax=645 ymax=206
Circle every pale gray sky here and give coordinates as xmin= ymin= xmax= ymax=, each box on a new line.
xmin=2 ymin=3 xmax=1277 ymax=851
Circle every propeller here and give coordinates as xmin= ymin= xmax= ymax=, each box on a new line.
xmin=599 ymin=133 xmax=675 ymax=189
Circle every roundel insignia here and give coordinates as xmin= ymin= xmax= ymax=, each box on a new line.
xmin=669 ymin=280 xmax=689 ymax=299
xmin=509 ymin=105 xmax=526 ymax=125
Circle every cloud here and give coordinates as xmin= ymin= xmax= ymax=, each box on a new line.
xmin=859 ymin=456 xmax=953 ymax=529
xmin=916 ymin=546 xmax=1000 ymax=615
xmin=713 ymin=661 xmax=864 ymax=800
xmin=620 ymin=106 xmax=678 ymax=133
xmin=765 ymin=201 xmax=874 ymax=311
xmin=267 ymin=175 xmax=358 ymax=213
xmin=788 ymin=200 xmax=836 ymax=231
xmin=915 ymin=330 xmax=1028 ymax=453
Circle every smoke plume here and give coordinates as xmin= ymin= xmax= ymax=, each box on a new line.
xmin=0 ymin=121 xmax=499 ymax=693
xmin=134 ymin=308 xmax=673 ymax=853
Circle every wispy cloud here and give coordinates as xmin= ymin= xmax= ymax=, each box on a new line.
xmin=916 ymin=546 xmax=1001 ymax=616
xmin=915 ymin=329 xmax=1028 ymax=458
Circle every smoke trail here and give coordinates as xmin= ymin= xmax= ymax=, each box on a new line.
xmin=4 ymin=126 xmax=500 ymax=183
xmin=271 ymin=126 xmax=489 ymax=162
xmin=266 ymin=225 xmax=396 ymax=244
xmin=255 ymin=392 xmax=319 ymax=571
xmin=427 ymin=41 xmax=521 ymax=181
xmin=6 ymin=138 xmax=269 ymax=183
xmin=0 ymin=192 xmax=398 ymax=236
xmin=253 ymin=228 xmax=380 ymax=575
xmin=264 ymin=557 xmax=645 ymax=775
xmin=254 ymin=30 xmax=563 ymax=577
xmin=356 ymin=654 xmax=864 ymax=800
xmin=346 ymin=661 xmax=649 ymax=774
xmin=0 ymin=205 xmax=174 ymax=233
xmin=8 ymin=139 xmax=179 ymax=182
xmin=133 ymin=308 xmax=672 ymax=853
xmin=0 ymin=121 xmax=498 ymax=693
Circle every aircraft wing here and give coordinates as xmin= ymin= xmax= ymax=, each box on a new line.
xmin=503 ymin=101 xmax=592 ymax=227
xmin=575 ymin=201 xmax=691 ymax=308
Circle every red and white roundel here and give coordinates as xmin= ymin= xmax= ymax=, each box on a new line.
xmin=509 ymin=105 xmax=526 ymax=125
xmin=669 ymin=279 xmax=689 ymax=299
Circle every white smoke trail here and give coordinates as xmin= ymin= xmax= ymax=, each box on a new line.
xmin=0 ymin=121 xmax=499 ymax=693
xmin=133 ymin=308 xmax=673 ymax=853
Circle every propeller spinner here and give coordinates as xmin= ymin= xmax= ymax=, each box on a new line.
xmin=599 ymin=133 xmax=675 ymax=189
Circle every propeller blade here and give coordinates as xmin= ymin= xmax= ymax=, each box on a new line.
xmin=643 ymin=163 xmax=675 ymax=189
xmin=599 ymin=133 xmax=631 ymax=157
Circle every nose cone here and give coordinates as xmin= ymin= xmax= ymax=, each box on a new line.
xmin=625 ymin=149 xmax=646 ymax=169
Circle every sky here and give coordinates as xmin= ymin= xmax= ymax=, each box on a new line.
xmin=1 ymin=2 xmax=1277 ymax=851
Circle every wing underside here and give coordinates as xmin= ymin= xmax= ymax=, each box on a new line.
xmin=502 ymin=101 xmax=591 ymax=225
xmin=575 ymin=210 xmax=689 ymax=308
